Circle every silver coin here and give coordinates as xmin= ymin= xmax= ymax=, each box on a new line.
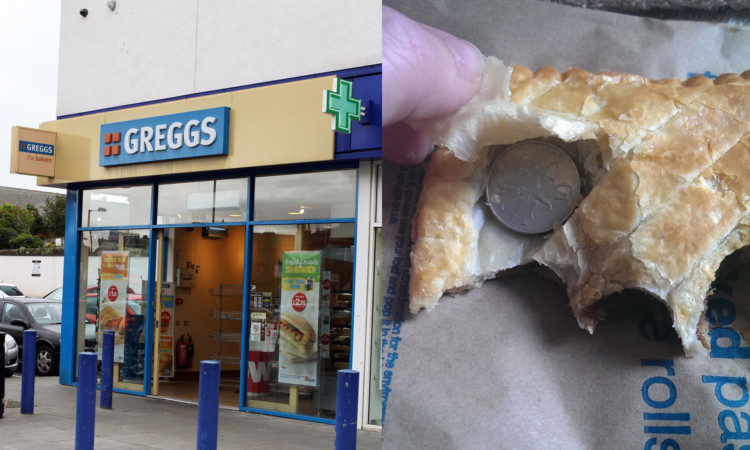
xmin=486 ymin=140 xmax=581 ymax=234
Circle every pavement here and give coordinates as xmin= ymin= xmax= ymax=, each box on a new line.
xmin=0 ymin=370 xmax=382 ymax=449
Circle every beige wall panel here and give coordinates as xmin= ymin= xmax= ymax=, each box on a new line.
xmin=38 ymin=77 xmax=335 ymax=187
xmin=227 ymin=78 xmax=335 ymax=167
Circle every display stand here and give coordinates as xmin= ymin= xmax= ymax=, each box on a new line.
xmin=113 ymin=363 xmax=143 ymax=391
xmin=207 ymin=283 xmax=243 ymax=389
xmin=245 ymin=386 xmax=300 ymax=414
xmin=245 ymin=291 xmax=300 ymax=413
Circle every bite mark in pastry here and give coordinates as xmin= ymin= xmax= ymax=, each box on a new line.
xmin=409 ymin=57 xmax=750 ymax=355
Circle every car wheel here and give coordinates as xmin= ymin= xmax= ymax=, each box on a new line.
xmin=36 ymin=345 xmax=56 ymax=376
xmin=4 ymin=368 xmax=13 ymax=378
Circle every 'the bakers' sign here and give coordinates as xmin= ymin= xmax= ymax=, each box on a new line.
xmin=99 ymin=107 xmax=230 ymax=167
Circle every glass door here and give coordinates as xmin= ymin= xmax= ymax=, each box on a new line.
xmin=76 ymin=185 xmax=153 ymax=391
xmin=245 ymin=223 xmax=355 ymax=419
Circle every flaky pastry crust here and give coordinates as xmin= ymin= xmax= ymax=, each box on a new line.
xmin=409 ymin=57 xmax=750 ymax=355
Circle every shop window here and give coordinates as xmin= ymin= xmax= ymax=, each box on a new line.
xmin=246 ymin=223 xmax=354 ymax=419
xmin=76 ymin=228 xmax=150 ymax=391
xmin=157 ymin=178 xmax=248 ymax=224
xmin=253 ymin=169 xmax=356 ymax=220
xmin=81 ymin=185 xmax=152 ymax=227
xmin=368 ymin=227 xmax=382 ymax=426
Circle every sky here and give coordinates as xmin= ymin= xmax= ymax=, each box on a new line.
xmin=0 ymin=1 xmax=63 ymax=193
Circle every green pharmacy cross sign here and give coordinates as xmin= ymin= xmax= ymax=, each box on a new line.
xmin=323 ymin=78 xmax=361 ymax=134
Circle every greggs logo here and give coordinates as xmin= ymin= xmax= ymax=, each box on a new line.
xmin=100 ymin=107 xmax=229 ymax=167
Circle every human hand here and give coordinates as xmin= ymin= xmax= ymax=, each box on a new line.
xmin=383 ymin=6 xmax=485 ymax=164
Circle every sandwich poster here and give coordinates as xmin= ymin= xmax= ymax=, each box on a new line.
xmin=278 ymin=251 xmax=321 ymax=387
xmin=98 ymin=251 xmax=129 ymax=363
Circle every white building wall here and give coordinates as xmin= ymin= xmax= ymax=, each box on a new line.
xmin=0 ymin=256 xmax=64 ymax=298
xmin=58 ymin=0 xmax=381 ymax=116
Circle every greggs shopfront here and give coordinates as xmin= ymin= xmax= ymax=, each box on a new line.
xmin=15 ymin=67 xmax=383 ymax=427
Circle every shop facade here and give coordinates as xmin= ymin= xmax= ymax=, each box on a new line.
xmin=14 ymin=2 xmax=382 ymax=429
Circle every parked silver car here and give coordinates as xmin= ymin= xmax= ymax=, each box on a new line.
xmin=0 ymin=283 xmax=24 ymax=298
xmin=3 ymin=332 xmax=19 ymax=377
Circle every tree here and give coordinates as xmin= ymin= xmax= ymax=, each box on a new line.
xmin=9 ymin=233 xmax=43 ymax=249
xmin=0 ymin=227 xmax=18 ymax=249
xmin=0 ymin=203 xmax=35 ymax=235
xmin=39 ymin=196 xmax=66 ymax=238
xmin=28 ymin=204 xmax=44 ymax=236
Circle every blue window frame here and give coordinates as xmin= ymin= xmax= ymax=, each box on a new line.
xmin=60 ymin=160 xmax=361 ymax=425
xmin=58 ymin=65 xmax=379 ymax=423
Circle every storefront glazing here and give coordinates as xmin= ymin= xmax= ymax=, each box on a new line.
xmin=68 ymin=165 xmax=375 ymax=422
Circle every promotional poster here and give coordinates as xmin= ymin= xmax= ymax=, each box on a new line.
xmin=320 ymin=270 xmax=332 ymax=359
xmin=159 ymin=282 xmax=175 ymax=378
xmin=98 ymin=251 xmax=129 ymax=363
xmin=278 ymin=251 xmax=321 ymax=387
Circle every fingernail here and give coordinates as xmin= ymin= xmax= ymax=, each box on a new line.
xmin=445 ymin=37 xmax=484 ymax=82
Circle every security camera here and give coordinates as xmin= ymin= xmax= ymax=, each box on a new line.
xmin=80 ymin=8 xmax=88 ymax=17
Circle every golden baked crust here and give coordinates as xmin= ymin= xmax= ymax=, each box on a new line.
xmin=409 ymin=57 xmax=750 ymax=355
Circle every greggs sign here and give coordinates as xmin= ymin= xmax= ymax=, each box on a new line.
xmin=100 ymin=107 xmax=230 ymax=167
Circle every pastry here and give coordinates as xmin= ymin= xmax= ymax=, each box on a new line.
xmin=409 ymin=57 xmax=750 ymax=355
xmin=99 ymin=305 xmax=126 ymax=345
xmin=159 ymin=352 xmax=172 ymax=373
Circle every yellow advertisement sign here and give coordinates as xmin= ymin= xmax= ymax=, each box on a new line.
xmin=101 ymin=251 xmax=129 ymax=280
xmin=10 ymin=126 xmax=56 ymax=177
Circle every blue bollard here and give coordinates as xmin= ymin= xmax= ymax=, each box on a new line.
xmin=196 ymin=360 xmax=220 ymax=450
xmin=100 ymin=330 xmax=114 ymax=409
xmin=21 ymin=329 xmax=36 ymax=414
xmin=76 ymin=352 xmax=97 ymax=450
xmin=335 ymin=369 xmax=359 ymax=450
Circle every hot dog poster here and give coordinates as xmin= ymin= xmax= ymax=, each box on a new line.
xmin=98 ymin=251 xmax=129 ymax=363
xmin=278 ymin=251 xmax=321 ymax=387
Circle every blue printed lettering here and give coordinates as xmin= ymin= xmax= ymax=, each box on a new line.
xmin=389 ymin=336 xmax=401 ymax=351
xmin=723 ymin=444 xmax=750 ymax=450
xmin=718 ymin=410 xmax=750 ymax=443
xmin=702 ymin=376 xmax=749 ymax=408
xmin=642 ymin=376 xmax=677 ymax=409
xmin=644 ymin=437 xmax=679 ymax=450
xmin=390 ymin=257 xmax=402 ymax=274
xmin=642 ymin=359 xmax=676 ymax=376
xmin=702 ymin=271 xmax=749 ymax=447
xmin=709 ymin=328 xmax=750 ymax=359
xmin=641 ymin=359 xmax=690 ymax=446
xmin=706 ymin=297 xmax=736 ymax=327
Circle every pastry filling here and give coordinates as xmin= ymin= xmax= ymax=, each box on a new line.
xmin=281 ymin=319 xmax=312 ymax=346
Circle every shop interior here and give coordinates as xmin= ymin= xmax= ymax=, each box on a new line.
xmin=155 ymin=225 xmax=246 ymax=406
xmin=156 ymin=223 xmax=354 ymax=418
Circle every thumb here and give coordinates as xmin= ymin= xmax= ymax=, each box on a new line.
xmin=383 ymin=6 xmax=484 ymax=127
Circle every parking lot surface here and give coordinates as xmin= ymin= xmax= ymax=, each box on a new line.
xmin=0 ymin=372 xmax=381 ymax=449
